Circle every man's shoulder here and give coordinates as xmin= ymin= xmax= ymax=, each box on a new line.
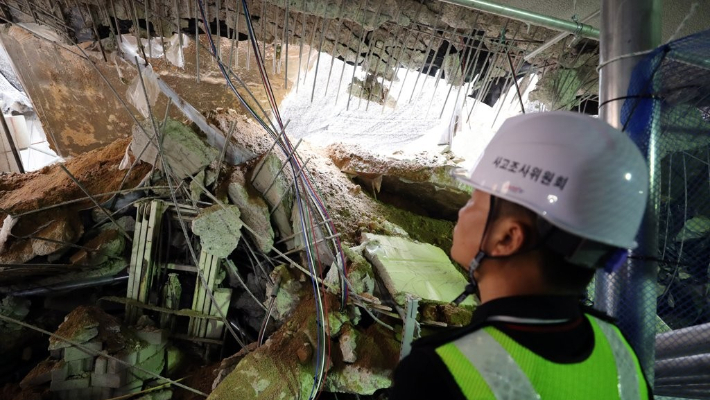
xmin=391 ymin=339 xmax=469 ymax=400
xmin=412 ymin=322 xmax=488 ymax=349
xmin=582 ymin=306 xmax=619 ymax=324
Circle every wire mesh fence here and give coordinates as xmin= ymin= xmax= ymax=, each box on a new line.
xmin=620 ymin=29 xmax=710 ymax=399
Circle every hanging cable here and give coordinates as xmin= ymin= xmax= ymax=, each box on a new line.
xmin=194 ymin=1 xmax=344 ymax=396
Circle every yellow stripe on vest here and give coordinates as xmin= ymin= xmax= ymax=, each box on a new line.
xmin=436 ymin=315 xmax=647 ymax=400
xmin=437 ymin=329 xmax=540 ymax=399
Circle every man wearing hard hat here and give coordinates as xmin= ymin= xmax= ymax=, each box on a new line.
xmin=390 ymin=111 xmax=653 ymax=399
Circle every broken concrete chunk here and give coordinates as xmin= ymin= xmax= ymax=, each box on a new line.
xmin=362 ymin=233 xmax=474 ymax=306
xmin=250 ymin=153 xmax=293 ymax=239
xmin=267 ymin=265 xmax=303 ymax=321
xmin=211 ymin=343 xmax=258 ymax=390
xmin=0 ymin=212 xmax=85 ymax=265
xmin=135 ymin=326 xmax=168 ymax=346
xmin=227 ymin=169 xmax=274 ymax=253
xmin=421 ymin=303 xmax=473 ymax=326
xmin=33 ymin=215 xmax=85 ymax=257
xmin=190 ymin=170 xmax=206 ymax=203
xmin=337 ymin=245 xmax=375 ymax=296
xmin=63 ymin=341 xmax=102 ymax=362
xmin=328 ymin=312 xmax=350 ymax=337
xmin=325 ymin=325 xmax=399 ymax=395
xmin=20 ymin=359 xmax=56 ymax=388
xmin=326 ymin=364 xmax=391 ymax=395
xmin=191 ymin=205 xmax=243 ymax=258
xmin=130 ymin=118 xmax=219 ymax=180
xmin=70 ymin=229 xmax=125 ymax=267
xmin=208 ymin=351 xmax=314 ymax=400
xmin=339 ymin=325 xmax=358 ymax=363
xmin=129 ymin=347 xmax=166 ymax=381
xmin=0 ymin=296 xmax=30 ymax=331
xmin=49 ymin=306 xmax=121 ymax=350
xmin=209 ymin=296 xmax=334 ymax=400
xmin=291 ymin=203 xmax=336 ymax=266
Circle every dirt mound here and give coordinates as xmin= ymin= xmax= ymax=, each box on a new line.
xmin=0 ymin=138 xmax=150 ymax=218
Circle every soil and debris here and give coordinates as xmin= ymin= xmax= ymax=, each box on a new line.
xmin=0 ymin=103 xmax=472 ymax=400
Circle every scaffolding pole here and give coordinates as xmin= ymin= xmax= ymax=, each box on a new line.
xmin=596 ymin=0 xmax=661 ymax=383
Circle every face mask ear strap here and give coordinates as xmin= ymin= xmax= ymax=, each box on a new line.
xmin=453 ymin=251 xmax=487 ymax=306
xmin=469 ymin=251 xmax=486 ymax=281
xmin=453 ymin=195 xmax=497 ymax=306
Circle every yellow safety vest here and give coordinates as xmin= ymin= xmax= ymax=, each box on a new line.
xmin=436 ymin=315 xmax=649 ymax=400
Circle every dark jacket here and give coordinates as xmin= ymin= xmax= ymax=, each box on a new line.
xmin=389 ymin=295 xmax=654 ymax=400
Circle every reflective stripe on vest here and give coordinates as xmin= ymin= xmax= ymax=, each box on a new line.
xmin=595 ymin=318 xmax=642 ymax=400
xmin=436 ymin=315 xmax=647 ymax=400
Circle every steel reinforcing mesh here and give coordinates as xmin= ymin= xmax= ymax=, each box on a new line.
xmin=617 ymin=29 xmax=710 ymax=399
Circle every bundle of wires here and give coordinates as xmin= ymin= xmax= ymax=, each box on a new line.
xmin=195 ymin=1 xmax=350 ymax=397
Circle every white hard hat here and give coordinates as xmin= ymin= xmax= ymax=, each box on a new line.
xmin=454 ymin=111 xmax=649 ymax=249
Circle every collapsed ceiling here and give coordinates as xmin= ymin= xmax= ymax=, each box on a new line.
xmin=0 ymin=0 xmax=606 ymax=155
xmin=0 ymin=1 xmax=709 ymax=400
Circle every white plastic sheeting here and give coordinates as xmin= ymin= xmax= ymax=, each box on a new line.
xmin=119 ymin=33 xmax=189 ymax=68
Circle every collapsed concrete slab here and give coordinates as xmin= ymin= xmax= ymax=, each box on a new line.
xmin=249 ymin=153 xmax=293 ymax=240
xmin=0 ymin=138 xmax=149 ymax=286
xmin=69 ymin=228 xmax=125 ymax=267
xmin=0 ymin=211 xmax=84 ymax=265
xmin=192 ymin=205 xmax=243 ymax=258
xmin=362 ymin=233 xmax=474 ymax=306
xmin=227 ymin=168 xmax=274 ymax=253
xmin=130 ymin=118 xmax=219 ymax=180
xmin=328 ymin=144 xmax=470 ymax=221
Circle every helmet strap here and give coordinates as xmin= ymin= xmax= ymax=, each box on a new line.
xmin=453 ymin=195 xmax=498 ymax=305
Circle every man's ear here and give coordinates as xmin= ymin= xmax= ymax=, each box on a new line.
xmin=486 ymin=217 xmax=528 ymax=257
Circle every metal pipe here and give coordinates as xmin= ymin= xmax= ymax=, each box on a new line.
xmin=311 ymin=0 xmax=335 ymax=102
xmin=656 ymin=322 xmax=710 ymax=360
xmin=656 ymin=354 xmax=710 ymax=378
xmin=11 ymin=274 xmax=129 ymax=297
xmin=656 ymin=384 xmax=710 ymax=393
xmin=195 ymin=0 xmax=200 ymax=82
xmin=283 ymin=0 xmax=289 ymax=89
xmin=0 ymin=112 xmax=24 ymax=173
xmin=524 ymin=9 xmax=600 ymax=61
xmin=506 ymin=52 xmax=525 ymax=114
xmin=595 ymin=0 xmax=661 ymax=383
xmin=654 ymin=388 xmax=710 ymax=400
xmin=656 ymin=374 xmax=710 ymax=386
xmin=438 ymin=0 xmax=599 ymax=39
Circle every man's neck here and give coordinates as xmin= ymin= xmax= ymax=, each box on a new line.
xmin=477 ymin=261 xmax=553 ymax=304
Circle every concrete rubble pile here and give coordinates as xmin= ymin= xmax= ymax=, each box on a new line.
xmin=0 ymin=114 xmax=474 ymax=400
xmin=20 ymin=306 xmax=176 ymax=400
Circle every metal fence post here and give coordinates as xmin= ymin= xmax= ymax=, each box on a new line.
xmin=596 ymin=0 xmax=661 ymax=383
